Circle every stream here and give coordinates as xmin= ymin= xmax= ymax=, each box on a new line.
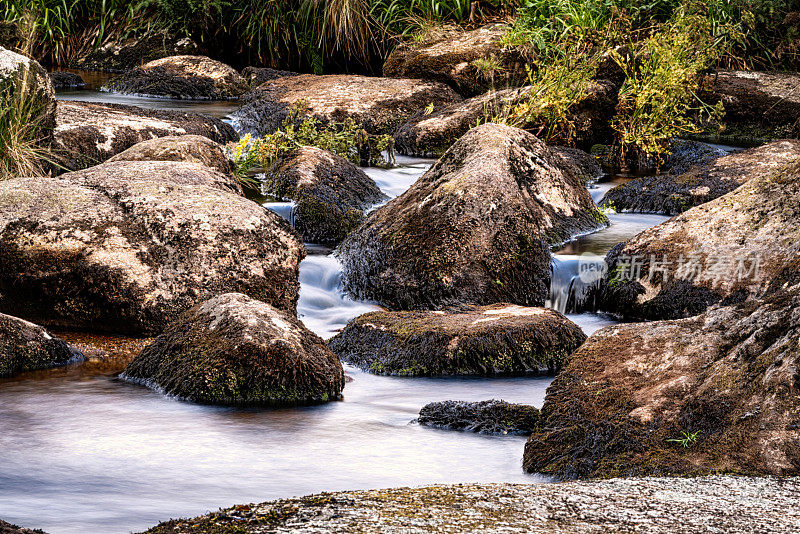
xmin=0 ymin=85 xmax=671 ymax=533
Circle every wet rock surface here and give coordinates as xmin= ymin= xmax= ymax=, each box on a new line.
xmin=48 ymin=71 xmax=85 ymax=90
xmin=74 ymin=34 xmax=201 ymax=73
xmin=525 ymin=279 xmax=800 ymax=479
xmin=600 ymin=158 xmax=800 ymax=320
xmin=105 ymin=55 xmax=248 ymax=99
xmin=0 ymin=313 xmax=80 ymax=378
xmin=140 ymin=477 xmax=800 ymax=533
xmin=601 ymin=140 xmax=800 ymax=214
xmin=122 ymin=293 xmax=345 ymax=406
xmin=263 ymin=147 xmax=386 ymax=246
xmin=53 ymin=100 xmax=237 ymax=171
xmin=417 ymin=400 xmax=539 ymax=435
xmin=383 ymin=24 xmax=526 ymax=97
xmin=0 ymin=47 xmax=56 ymax=143
xmin=0 ymin=168 xmax=303 ymax=335
xmin=328 ymin=304 xmax=586 ymax=377
xmin=107 ymin=135 xmax=235 ymax=176
xmin=338 ymin=123 xmax=607 ymax=310
xmin=231 ymin=74 xmax=461 ymax=136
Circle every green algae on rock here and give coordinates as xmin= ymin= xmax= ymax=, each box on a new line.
xmin=0 ymin=313 xmax=80 ymax=378
xmin=122 ymin=293 xmax=345 ymax=406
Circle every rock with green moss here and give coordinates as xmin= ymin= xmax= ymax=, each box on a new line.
xmin=417 ymin=400 xmax=539 ymax=435
xmin=122 ymin=293 xmax=344 ymax=406
xmin=0 ymin=47 xmax=56 ymax=144
xmin=600 ymin=140 xmax=800 ymax=215
xmin=337 ymin=123 xmax=608 ymax=310
xmin=108 ymin=135 xmax=235 ymax=176
xmin=0 ymin=313 xmax=80 ymax=378
xmin=329 ymin=304 xmax=586 ymax=377
xmin=600 ymin=158 xmax=800 ymax=320
xmin=525 ymin=277 xmax=800 ymax=479
xmin=263 ymin=146 xmax=387 ymax=245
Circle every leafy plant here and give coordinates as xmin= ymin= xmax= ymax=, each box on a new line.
xmin=666 ymin=430 xmax=701 ymax=448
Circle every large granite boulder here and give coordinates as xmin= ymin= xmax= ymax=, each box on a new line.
xmin=524 ymin=278 xmax=800 ymax=479
xmin=262 ymin=146 xmax=387 ymax=245
xmin=0 ymin=313 xmax=80 ymax=377
xmin=104 ymin=55 xmax=248 ymax=99
xmin=107 ymin=135 xmax=234 ymax=175
xmin=0 ymin=165 xmax=303 ymax=335
xmin=383 ymin=24 xmax=526 ymax=97
xmin=600 ymin=158 xmax=800 ymax=320
xmin=601 ymin=140 xmax=800 ymax=214
xmin=0 ymin=47 xmax=56 ymax=144
xmin=122 ymin=293 xmax=345 ymax=406
xmin=74 ymin=33 xmax=201 ymax=73
xmin=328 ymin=304 xmax=586 ymax=376
xmin=53 ymin=101 xmax=237 ymax=171
xmin=417 ymin=400 xmax=540 ymax=435
xmin=231 ymin=74 xmax=461 ymax=136
xmin=337 ymin=123 xmax=608 ymax=310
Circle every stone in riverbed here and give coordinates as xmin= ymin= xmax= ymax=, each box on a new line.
xmin=0 ymin=313 xmax=80 ymax=377
xmin=600 ymin=140 xmax=800 ymax=214
xmin=328 ymin=304 xmax=586 ymax=377
xmin=417 ymin=400 xmax=539 ymax=435
xmin=48 ymin=71 xmax=85 ymax=90
xmin=122 ymin=293 xmax=344 ymax=406
xmin=262 ymin=146 xmax=387 ymax=245
xmin=104 ymin=55 xmax=247 ymax=99
xmin=241 ymin=66 xmax=298 ymax=85
xmin=337 ymin=123 xmax=608 ymax=310
xmin=52 ymin=100 xmax=237 ymax=171
xmin=600 ymin=158 xmax=800 ymax=320
xmin=74 ymin=33 xmax=201 ymax=73
xmin=231 ymin=74 xmax=461 ymax=136
xmin=107 ymin=135 xmax=235 ymax=176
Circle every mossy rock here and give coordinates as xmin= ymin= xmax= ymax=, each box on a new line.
xmin=417 ymin=399 xmax=539 ymax=435
xmin=0 ymin=313 xmax=80 ymax=378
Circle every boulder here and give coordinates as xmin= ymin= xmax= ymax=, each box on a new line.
xmin=104 ymin=55 xmax=248 ymax=100
xmin=600 ymin=140 xmax=800 ymax=214
xmin=0 ymin=520 xmax=46 ymax=534
xmin=0 ymin=313 xmax=80 ymax=377
xmin=550 ymin=146 xmax=602 ymax=184
xmin=48 ymin=71 xmax=85 ymax=90
xmin=122 ymin=293 xmax=345 ymax=406
xmin=53 ymin=100 xmax=237 ymax=171
xmin=262 ymin=146 xmax=387 ymax=245
xmin=75 ymin=34 xmax=201 ymax=73
xmin=662 ymin=139 xmax=729 ymax=176
xmin=524 ymin=278 xmax=800 ymax=479
xmin=107 ymin=135 xmax=234 ymax=176
xmin=0 ymin=168 xmax=303 ymax=335
xmin=337 ymin=123 xmax=608 ymax=310
xmin=241 ymin=66 xmax=298 ymax=86
xmin=383 ymin=24 xmax=526 ymax=97
xmin=417 ymin=400 xmax=539 ymax=435
xmin=600 ymin=158 xmax=800 ymax=320
xmin=328 ymin=304 xmax=586 ymax=376
xmin=0 ymin=47 xmax=56 ymax=143
xmin=231 ymin=74 xmax=461 ymax=136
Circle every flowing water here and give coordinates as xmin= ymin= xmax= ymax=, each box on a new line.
xmin=0 ymin=90 xmax=672 ymax=533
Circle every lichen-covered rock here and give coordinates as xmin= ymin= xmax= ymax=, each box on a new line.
xmin=329 ymin=304 xmax=586 ymax=376
xmin=231 ymin=74 xmax=461 ymax=136
xmin=0 ymin=170 xmax=303 ymax=335
xmin=74 ymin=34 xmax=201 ymax=73
xmin=550 ymin=146 xmax=603 ymax=184
xmin=0 ymin=47 xmax=56 ymax=143
xmin=337 ymin=123 xmax=608 ymax=310
xmin=107 ymin=135 xmax=235 ymax=176
xmin=0 ymin=313 xmax=80 ymax=377
xmin=600 ymin=140 xmax=800 ymax=214
xmin=417 ymin=400 xmax=539 ymax=435
xmin=383 ymin=24 xmax=526 ymax=97
xmin=53 ymin=100 xmax=237 ymax=171
xmin=122 ymin=293 xmax=344 ymax=406
xmin=262 ymin=146 xmax=387 ymax=245
xmin=48 ymin=71 xmax=85 ymax=90
xmin=600 ymin=158 xmax=800 ymax=320
xmin=524 ymin=278 xmax=800 ymax=479
xmin=104 ymin=55 xmax=248 ymax=99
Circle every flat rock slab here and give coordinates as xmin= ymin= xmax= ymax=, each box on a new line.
xmin=0 ymin=313 xmax=79 ymax=378
xmin=139 ymin=477 xmax=800 ymax=533
xmin=329 ymin=304 xmax=586 ymax=376
xmin=417 ymin=400 xmax=539 ymax=435
xmin=107 ymin=135 xmax=235 ymax=176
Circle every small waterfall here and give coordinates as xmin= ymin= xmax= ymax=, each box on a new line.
xmin=264 ymin=201 xmax=296 ymax=226
xmin=546 ymin=254 xmax=607 ymax=314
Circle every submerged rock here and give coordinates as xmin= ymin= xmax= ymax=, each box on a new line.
xmin=600 ymin=158 xmax=800 ymax=320
xmin=263 ymin=146 xmax=387 ymax=245
xmin=600 ymin=140 xmax=800 ymax=214
xmin=525 ymin=278 xmax=800 ymax=479
xmin=104 ymin=55 xmax=247 ymax=99
xmin=123 ymin=293 xmax=344 ymax=406
xmin=48 ymin=71 xmax=85 ymax=90
xmin=0 ymin=47 xmax=56 ymax=144
xmin=53 ymin=101 xmax=237 ymax=171
xmin=328 ymin=304 xmax=586 ymax=377
xmin=107 ymin=135 xmax=235 ymax=176
xmin=337 ymin=123 xmax=607 ymax=310
xmin=417 ymin=400 xmax=539 ymax=435
xmin=231 ymin=74 xmax=461 ymax=136
xmin=383 ymin=24 xmax=526 ymax=97
xmin=0 ymin=169 xmax=303 ymax=335
xmin=0 ymin=313 xmax=80 ymax=377
xmin=74 ymin=34 xmax=201 ymax=73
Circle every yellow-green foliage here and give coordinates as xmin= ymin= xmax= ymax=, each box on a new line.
xmin=0 ymin=68 xmax=51 ymax=179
